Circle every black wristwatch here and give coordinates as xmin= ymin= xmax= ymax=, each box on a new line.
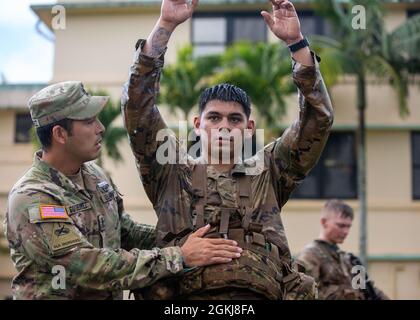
xmin=288 ymin=37 xmax=309 ymax=53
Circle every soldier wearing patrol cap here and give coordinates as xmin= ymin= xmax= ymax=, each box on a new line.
xmin=4 ymin=81 xmax=241 ymax=300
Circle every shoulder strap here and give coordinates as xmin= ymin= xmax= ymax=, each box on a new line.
xmin=236 ymin=174 xmax=255 ymax=231
xmin=191 ymin=164 xmax=207 ymax=229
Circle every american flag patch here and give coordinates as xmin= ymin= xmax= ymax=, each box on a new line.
xmin=39 ymin=205 xmax=69 ymax=219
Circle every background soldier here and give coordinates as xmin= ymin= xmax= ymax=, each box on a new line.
xmin=297 ymin=199 xmax=389 ymax=300
xmin=4 ymin=81 xmax=241 ymax=299
xmin=123 ymin=0 xmax=333 ymax=299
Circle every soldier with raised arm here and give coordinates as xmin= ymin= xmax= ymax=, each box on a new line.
xmin=122 ymin=0 xmax=333 ymax=299
xmin=4 ymin=81 xmax=241 ymax=300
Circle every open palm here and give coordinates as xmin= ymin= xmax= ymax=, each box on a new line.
xmin=161 ymin=0 xmax=198 ymax=27
xmin=261 ymin=0 xmax=302 ymax=43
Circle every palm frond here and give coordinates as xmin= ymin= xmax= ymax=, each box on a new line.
xmin=390 ymin=14 xmax=420 ymax=64
xmin=367 ymin=54 xmax=409 ymax=116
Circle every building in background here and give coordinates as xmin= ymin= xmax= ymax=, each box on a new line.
xmin=0 ymin=83 xmax=46 ymax=298
xmin=0 ymin=0 xmax=419 ymax=299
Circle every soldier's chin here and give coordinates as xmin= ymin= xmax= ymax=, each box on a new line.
xmin=87 ymin=149 xmax=101 ymax=162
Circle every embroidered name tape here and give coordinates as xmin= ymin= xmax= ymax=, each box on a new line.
xmin=39 ymin=205 xmax=69 ymax=219
xmin=67 ymin=201 xmax=92 ymax=215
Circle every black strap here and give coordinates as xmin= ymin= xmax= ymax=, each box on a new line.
xmin=192 ymin=164 xmax=207 ymax=229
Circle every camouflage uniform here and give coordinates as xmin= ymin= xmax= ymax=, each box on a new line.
xmin=297 ymin=240 xmax=389 ymax=300
xmin=122 ymin=39 xmax=333 ymax=299
xmin=4 ymin=81 xmax=184 ymax=300
xmin=0 ymin=222 xmax=8 ymax=254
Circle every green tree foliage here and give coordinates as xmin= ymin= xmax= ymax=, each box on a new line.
xmin=159 ymin=45 xmax=221 ymax=121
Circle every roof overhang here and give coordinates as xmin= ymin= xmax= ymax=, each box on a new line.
xmin=0 ymin=84 xmax=46 ymax=111
xmin=31 ymin=0 xmax=420 ymax=31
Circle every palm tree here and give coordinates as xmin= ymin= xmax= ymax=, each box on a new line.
xmin=208 ymin=41 xmax=295 ymax=132
xmin=312 ymin=0 xmax=420 ymax=265
xmin=159 ymin=45 xmax=221 ymax=121
xmin=89 ymin=89 xmax=126 ymax=170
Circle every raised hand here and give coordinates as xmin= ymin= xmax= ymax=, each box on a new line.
xmin=144 ymin=0 xmax=199 ymax=57
xmin=160 ymin=0 xmax=199 ymax=30
xmin=261 ymin=0 xmax=303 ymax=44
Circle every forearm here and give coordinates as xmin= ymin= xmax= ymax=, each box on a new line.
xmin=69 ymin=246 xmax=183 ymax=291
xmin=143 ymin=19 xmax=176 ymax=57
xmin=274 ymin=53 xmax=333 ymax=180
xmin=29 ymin=245 xmax=184 ymax=292
xmin=120 ymin=212 xmax=156 ymax=251
xmin=121 ymin=37 xmax=170 ymax=201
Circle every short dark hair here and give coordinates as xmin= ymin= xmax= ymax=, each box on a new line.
xmin=324 ymin=199 xmax=354 ymax=220
xmin=199 ymin=83 xmax=251 ymax=118
xmin=36 ymin=118 xmax=74 ymax=150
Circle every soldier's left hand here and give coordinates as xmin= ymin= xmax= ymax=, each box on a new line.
xmin=261 ymin=0 xmax=303 ymax=44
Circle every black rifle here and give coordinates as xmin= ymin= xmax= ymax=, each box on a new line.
xmin=348 ymin=253 xmax=381 ymax=300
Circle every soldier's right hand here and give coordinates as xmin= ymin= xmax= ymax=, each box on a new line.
xmin=180 ymin=224 xmax=242 ymax=267
xmin=159 ymin=0 xmax=199 ymax=31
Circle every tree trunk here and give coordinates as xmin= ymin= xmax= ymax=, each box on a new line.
xmin=357 ymin=74 xmax=368 ymax=267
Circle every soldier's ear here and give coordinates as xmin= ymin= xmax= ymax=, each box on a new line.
xmin=193 ymin=116 xmax=201 ymax=136
xmin=320 ymin=217 xmax=328 ymax=228
xmin=246 ymin=119 xmax=255 ymax=138
xmin=52 ymin=125 xmax=68 ymax=146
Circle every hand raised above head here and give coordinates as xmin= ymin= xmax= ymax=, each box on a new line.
xmin=160 ymin=0 xmax=199 ymax=30
xmin=261 ymin=0 xmax=303 ymax=45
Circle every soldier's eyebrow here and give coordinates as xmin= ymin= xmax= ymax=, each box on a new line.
xmin=206 ymin=111 xmax=244 ymax=118
xmin=206 ymin=111 xmax=222 ymax=117
xmin=229 ymin=113 xmax=244 ymax=118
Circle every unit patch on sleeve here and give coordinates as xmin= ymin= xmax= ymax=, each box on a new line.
xmin=50 ymin=222 xmax=83 ymax=253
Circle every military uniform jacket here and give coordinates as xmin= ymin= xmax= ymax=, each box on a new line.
xmin=297 ymin=240 xmax=389 ymax=300
xmin=5 ymin=151 xmax=184 ymax=299
xmin=121 ymin=39 xmax=334 ymax=298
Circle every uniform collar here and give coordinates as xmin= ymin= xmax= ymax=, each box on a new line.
xmin=194 ymin=156 xmax=246 ymax=178
xmin=81 ymin=165 xmax=101 ymax=193
xmin=33 ymin=150 xmax=96 ymax=196
xmin=315 ymin=239 xmax=340 ymax=252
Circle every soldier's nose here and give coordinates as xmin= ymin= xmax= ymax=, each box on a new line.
xmin=219 ymin=127 xmax=231 ymax=134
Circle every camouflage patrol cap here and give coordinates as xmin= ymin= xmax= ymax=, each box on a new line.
xmin=28 ymin=81 xmax=109 ymax=128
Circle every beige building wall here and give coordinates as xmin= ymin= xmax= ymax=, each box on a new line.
xmin=0 ymin=109 xmax=35 ymax=299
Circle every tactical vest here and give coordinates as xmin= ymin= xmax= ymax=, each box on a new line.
xmin=133 ymin=164 xmax=313 ymax=300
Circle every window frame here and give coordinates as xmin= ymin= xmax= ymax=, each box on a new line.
xmin=291 ymin=131 xmax=358 ymax=200
xmin=412 ymin=131 xmax=420 ymax=200
xmin=191 ymin=11 xmax=268 ymax=55
xmin=14 ymin=112 xmax=33 ymax=144
xmin=407 ymin=9 xmax=420 ymax=18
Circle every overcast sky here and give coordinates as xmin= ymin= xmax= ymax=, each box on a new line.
xmin=0 ymin=0 xmax=56 ymax=84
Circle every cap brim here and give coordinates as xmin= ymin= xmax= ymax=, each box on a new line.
xmin=67 ymin=95 xmax=109 ymax=120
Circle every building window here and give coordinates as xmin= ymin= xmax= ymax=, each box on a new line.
xmin=299 ymin=10 xmax=334 ymax=37
xmin=412 ymin=132 xmax=420 ymax=200
xmin=291 ymin=132 xmax=357 ymax=199
xmin=407 ymin=9 xmax=420 ymax=18
xmin=15 ymin=113 xmax=33 ymax=143
xmin=192 ymin=12 xmax=267 ymax=57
